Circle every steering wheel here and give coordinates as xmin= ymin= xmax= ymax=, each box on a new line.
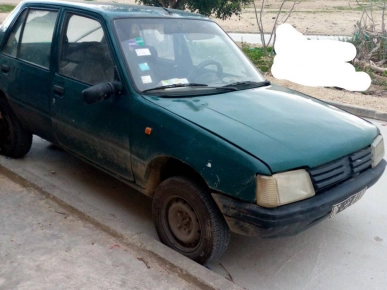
xmin=188 ymin=59 xmax=223 ymax=82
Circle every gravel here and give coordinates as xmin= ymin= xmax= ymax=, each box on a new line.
xmin=266 ymin=75 xmax=387 ymax=113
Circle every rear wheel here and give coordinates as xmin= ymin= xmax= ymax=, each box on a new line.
xmin=0 ymin=98 xmax=32 ymax=158
xmin=152 ymin=176 xmax=230 ymax=264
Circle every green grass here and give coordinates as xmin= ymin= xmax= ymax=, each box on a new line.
xmin=334 ymin=6 xmax=363 ymax=11
xmin=241 ymin=44 xmax=274 ymax=72
xmin=0 ymin=4 xmax=15 ymax=13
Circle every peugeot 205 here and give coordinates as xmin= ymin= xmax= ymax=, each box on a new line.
xmin=0 ymin=1 xmax=385 ymax=264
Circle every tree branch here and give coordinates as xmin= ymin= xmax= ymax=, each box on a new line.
xmin=382 ymin=2 xmax=386 ymax=34
xmin=281 ymin=0 xmax=298 ymax=24
xmin=267 ymin=1 xmax=286 ymax=48
xmin=158 ymin=0 xmax=166 ymax=7
xmin=260 ymin=0 xmax=266 ymax=49
xmin=253 ymin=1 xmax=265 ymax=49
xmin=354 ymin=58 xmax=387 ymax=73
xmin=169 ymin=0 xmax=183 ymax=9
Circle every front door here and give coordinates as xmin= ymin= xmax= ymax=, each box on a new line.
xmin=51 ymin=12 xmax=133 ymax=180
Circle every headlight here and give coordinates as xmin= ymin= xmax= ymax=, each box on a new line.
xmin=256 ymin=169 xmax=315 ymax=208
xmin=371 ymin=135 xmax=384 ymax=168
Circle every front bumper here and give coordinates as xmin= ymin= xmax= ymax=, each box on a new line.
xmin=212 ymin=159 xmax=386 ymax=238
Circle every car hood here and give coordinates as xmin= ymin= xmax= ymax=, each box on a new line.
xmin=144 ymin=84 xmax=378 ymax=173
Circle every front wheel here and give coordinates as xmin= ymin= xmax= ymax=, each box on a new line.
xmin=152 ymin=176 xmax=230 ymax=264
xmin=0 ymin=98 xmax=32 ymax=158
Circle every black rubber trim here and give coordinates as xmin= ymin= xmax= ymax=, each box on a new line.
xmin=212 ymin=159 xmax=386 ymax=238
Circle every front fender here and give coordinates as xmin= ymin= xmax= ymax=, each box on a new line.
xmin=130 ymin=95 xmax=271 ymax=202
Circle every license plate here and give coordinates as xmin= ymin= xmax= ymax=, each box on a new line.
xmin=329 ymin=187 xmax=367 ymax=219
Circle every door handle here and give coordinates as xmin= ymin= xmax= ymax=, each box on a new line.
xmin=1 ymin=64 xmax=10 ymax=73
xmin=53 ymin=85 xmax=65 ymax=96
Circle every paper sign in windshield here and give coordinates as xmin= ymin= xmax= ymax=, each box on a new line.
xmin=139 ymin=63 xmax=150 ymax=71
xmin=136 ymin=48 xmax=151 ymax=56
xmin=160 ymin=78 xmax=189 ymax=86
xmin=141 ymin=75 xmax=152 ymax=84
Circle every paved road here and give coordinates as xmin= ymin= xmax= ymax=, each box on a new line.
xmin=1 ymin=119 xmax=386 ymax=290
xmin=0 ymin=175 xmax=199 ymax=290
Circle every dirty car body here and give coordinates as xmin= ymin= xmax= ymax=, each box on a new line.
xmin=0 ymin=1 xmax=385 ymax=264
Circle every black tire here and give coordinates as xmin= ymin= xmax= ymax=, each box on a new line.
xmin=152 ymin=176 xmax=231 ymax=264
xmin=0 ymin=97 xmax=32 ymax=158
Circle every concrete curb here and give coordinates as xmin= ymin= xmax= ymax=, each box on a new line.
xmin=327 ymin=101 xmax=387 ymax=122
xmin=0 ymin=157 xmax=242 ymax=290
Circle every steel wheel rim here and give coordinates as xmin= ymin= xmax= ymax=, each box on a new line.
xmin=162 ymin=196 xmax=202 ymax=253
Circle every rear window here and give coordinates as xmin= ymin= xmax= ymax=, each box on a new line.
xmin=2 ymin=9 xmax=58 ymax=68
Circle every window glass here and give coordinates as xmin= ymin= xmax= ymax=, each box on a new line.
xmin=66 ymin=15 xmax=104 ymax=43
xmin=2 ymin=9 xmax=28 ymax=57
xmin=114 ymin=18 xmax=265 ymax=92
xmin=184 ymin=35 xmax=237 ymax=74
xmin=59 ymin=14 xmax=115 ymax=85
xmin=18 ymin=10 xmax=58 ymax=68
xmin=142 ymin=26 xmax=174 ymax=61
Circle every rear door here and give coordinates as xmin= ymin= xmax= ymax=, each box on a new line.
xmin=51 ymin=11 xmax=133 ymax=180
xmin=0 ymin=7 xmax=59 ymax=141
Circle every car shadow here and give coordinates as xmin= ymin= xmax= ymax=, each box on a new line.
xmin=20 ymin=136 xmax=156 ymax=238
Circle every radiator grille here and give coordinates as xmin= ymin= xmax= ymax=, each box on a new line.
xmin=308 ymin=146 xmax=372 ymax=192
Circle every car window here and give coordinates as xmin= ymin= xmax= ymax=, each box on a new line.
xmin=20 ymin=10 xmax=57 ymax=68
xmin=142 ymin=28 xmax=174 ymax=61
xmin=59 ymin=14 xmax=115 ymax=85
xmin=65 ymin=15 xmax=104 ymax=43
xmin=184 ymin=35 xmax=241 ymax=76
xmin=2 ymin=9 xmax=58 ymax=68
xmin=2 ymin=10 xmax=27 ymax=57
xmin=114 ymin=18 xmax=265 ymax=92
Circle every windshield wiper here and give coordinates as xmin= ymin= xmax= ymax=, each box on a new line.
xmin=222 ymin=80 xmax=271 ymax=89
xmin=142 ymin=83 xmax=237 ymax=94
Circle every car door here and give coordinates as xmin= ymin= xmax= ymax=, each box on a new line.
xmin=0 ymin=7 xmax=59 ymax=142
xmin=51 ymin=12 xmax=133 ymax=180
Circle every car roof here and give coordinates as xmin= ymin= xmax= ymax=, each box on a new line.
xmin=19 ymin=0 xmax=209 ymax=20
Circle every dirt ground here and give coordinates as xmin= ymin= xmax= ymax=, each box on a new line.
xmin=266 ymin=75 xmax=387 ymax=113
xmin=0 ymin=0 xmax=386 ymax=112
xmin=214 ymin=0 xmax=378 ymax=36
xmin=85 ymin=0 xmax=381 ymax=36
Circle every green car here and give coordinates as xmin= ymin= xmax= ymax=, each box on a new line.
xmin=0 ymin=1 xmax=385 ymax=264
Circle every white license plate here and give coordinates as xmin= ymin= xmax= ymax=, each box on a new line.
xmin=329 ymin=187 xmax=367 ymax=219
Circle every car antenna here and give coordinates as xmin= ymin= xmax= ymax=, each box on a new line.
xmin=154 ymin=2 xmax=172 ymax=15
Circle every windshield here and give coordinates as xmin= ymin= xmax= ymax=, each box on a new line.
xmin=114 ymin=18 xmax=266 ymax=94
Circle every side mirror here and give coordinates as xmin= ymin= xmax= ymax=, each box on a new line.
xmin=82 ymin=82 xmax=122 ymax=105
